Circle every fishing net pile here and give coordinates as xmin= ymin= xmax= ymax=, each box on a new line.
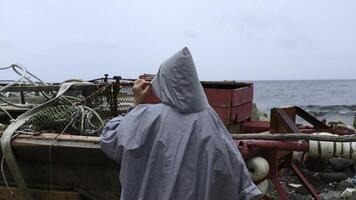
xmin=19 ymin=104 xmax=103 ymax=135
xmin=0 ymin=64 xmax=134 ymax=136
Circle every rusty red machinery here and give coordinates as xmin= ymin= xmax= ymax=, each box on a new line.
xmin=142 ymin=75 xmax=355 ymax=200
xmin=238 ymin=107 xmax=326 ymax=200
xmin=1 ymin=74 xmax=355 ymax=200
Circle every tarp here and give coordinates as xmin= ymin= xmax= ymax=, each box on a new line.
xmin=100 ymin=47 xmax=261 ymax=200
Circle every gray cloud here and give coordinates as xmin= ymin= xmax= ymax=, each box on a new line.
xmin=0 ymin=0 xmax=355 ymax=81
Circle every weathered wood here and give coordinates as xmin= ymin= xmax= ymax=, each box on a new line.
xmin=4 ymin=131 xmax=356 ymax=145
xmin=0 ymin=132 xmax=120 ymax=200
xmin=11 ymin=133 xmax=100 ymax=149
xmin=0 ymin=186 xmax=80 ymax=200
xmin=0 ymin=105 xmax=30 ymax=112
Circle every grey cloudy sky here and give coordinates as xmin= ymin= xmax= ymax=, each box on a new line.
xmin=0 ymin=0 xmax=355 ymax=81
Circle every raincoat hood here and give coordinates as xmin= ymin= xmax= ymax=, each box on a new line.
xmin=100 ymin=47 xmax=261 ymax=200
xmin=151 ymin=47 xmax=208 ymax=113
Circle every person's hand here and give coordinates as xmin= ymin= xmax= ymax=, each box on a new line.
xmin=132 ymin=79 xmax=151 ymax=106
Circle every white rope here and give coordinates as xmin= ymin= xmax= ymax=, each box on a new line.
xmin=1 ymin=156 xmax=14 ymax=197
xmin=0 ymin=106 xmax=13 ymax=120
xmin=0 ymin=64 xmax=52 ymax=108
xmin=0 ymin=132 xmax=21 ymax=197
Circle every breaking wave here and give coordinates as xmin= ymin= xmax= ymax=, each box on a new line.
xmin=300 ymin=105 xmax=356 ymax=117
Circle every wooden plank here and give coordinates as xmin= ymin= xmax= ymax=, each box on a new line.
xmin=14 ymin=133 xmax=100 ymax=143
xmin=231 ymin=102 xmax=253 ymax=123
xmin=0 ymin=186 xmax=80 ymax=200
xmin=0 ymin=106 xmax=30 ymax=112
xmin=204 ymin=88 xmax=232 ymax=107
xmin=232 ymin=86 xmax=253 ymax=106
xmin=0 ymin=133 xmax=110 ymax=165
xmin=11 ymin=133 xmax=100 ymax=149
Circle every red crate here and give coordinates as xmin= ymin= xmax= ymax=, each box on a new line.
xmin=232 ymin=86 xmax=253 ymax=106
xmin=231 ymin=102 xmax=253 ymax=123
xmin=203 ymin=82 xmax=253 ymax=125
xmin=142 ymin=81 xmax=254 ymax=126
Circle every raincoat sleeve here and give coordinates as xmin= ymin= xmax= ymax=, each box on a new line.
xmin=214 ymin=140 xmax=262 ymax=200
xmin=100 ymin=105 xmax=160 ymax=163
xmin=232 ymin=148 xmax=262 ymax=200
xmin=241 ymin=184 xmax=262 ymax=200
xmin=100 ymin=115 xmax=125 ymax=163
xmin=234 ymin=150 xmax=262 ymax=200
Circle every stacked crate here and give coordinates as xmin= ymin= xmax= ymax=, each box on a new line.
xmin=202 ymin=81 xmax=253 ymax=133
xmin=143 ymin=80 xmax=254 ymax=133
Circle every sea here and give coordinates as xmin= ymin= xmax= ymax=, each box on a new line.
xmin=252 ymin=79 xmax=356 ymax=125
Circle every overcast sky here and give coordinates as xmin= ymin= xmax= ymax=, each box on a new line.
xmin=0 ymin=0 xmax=355 ymax=81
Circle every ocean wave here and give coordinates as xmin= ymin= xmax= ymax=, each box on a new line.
xmin=300 ymin=105 xmax=356 ymax=117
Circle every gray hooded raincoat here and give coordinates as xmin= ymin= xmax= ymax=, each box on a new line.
xmin=100 ymin=47 xmax=261 ymax=200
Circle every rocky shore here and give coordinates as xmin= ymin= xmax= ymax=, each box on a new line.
xmin=266 ymin=158 xmax=356 ymax=200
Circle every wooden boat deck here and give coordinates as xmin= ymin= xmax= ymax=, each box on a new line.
xmin=0 ymin=132 xmax=120 ymax=200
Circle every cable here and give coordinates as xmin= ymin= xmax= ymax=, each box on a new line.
xmin=0 ymin=64 xmax=52 ymax=107
xmin=1 ymin=156 xmax=14 ymax=197
xmin=0 ymin=106 xmax=14 ymax=120
xmin=0 ymin=132 xmax=21 ymax=197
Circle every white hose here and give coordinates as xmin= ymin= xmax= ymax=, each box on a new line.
xmin=0 ymin=64 xmax=51 ymax=107
xmin=309 ymin=132 xmax=356 ymax=159
xmin=246 ymin=156 xmax=270 ymax=182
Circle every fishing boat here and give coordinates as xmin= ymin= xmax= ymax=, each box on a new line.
xmin=1 ymin=65 xmax=354 ymax=200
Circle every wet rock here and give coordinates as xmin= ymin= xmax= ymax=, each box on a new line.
xmin=321 ymin=172 xmax=349 ymax=182
xmin=352 ymin=161 xmax=356 ymax=172
xmin=323 ymin=167 xmax=335 ymax=174
xmin=336 ymin=180 xmax=355 ymax=190
xmin=340 ymin=188 xmax=356 ymax=200
xmin=344 ymin=167 xmax=354 ymax=177
xmin=251 ymin=103 xmax=269 ymax=121
xmin=329 ymin=158 xmax=354 ymax=171
xmin=345 ymin=175 xmax=356 ymax=186
xmin=320 ymin=190 xmax=342 ymax=200
xmin=267 ymin=167 xmax=356 ymax=199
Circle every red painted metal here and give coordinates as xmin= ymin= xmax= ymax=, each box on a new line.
xmin=204 ymin=88 xmax=232 ymax=107
xmin=268 ymin=150 xmax=290 ymax=200
xmin=204 ymin=85 xmax=254 ymax=125
xmin=232 ymin=86 xmax=253 ymax=106
xmin=268 ymin=107 xmax=320 ymax=200
xmin=142 ymin=80 xmax=254 ymax=126
xmin=236 ymin=140 xmax=261 ymax=160
xmin=141 ymin=78 xmax=339 ymax=200
xmin=242 ymin=140 xmax=309 ymax=152
xmin=270 ymin=173 xmax=289 ymax=199
xmin=290 ymin=162 xmax=320 ymax=200
xmin=241 ymin=121 xmax=270 ymax=133
xmin=231 ymin=102 xmax=253 ymax=123
xmin=238 ymin=107 xmax=324 ymax=200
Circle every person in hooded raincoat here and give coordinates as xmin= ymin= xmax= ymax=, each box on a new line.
xmin=100 ymin=47 xmax=261 ymax=200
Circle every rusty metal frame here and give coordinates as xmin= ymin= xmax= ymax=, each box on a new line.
xmin=268 ymin=106 xmax=323 ymax=200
